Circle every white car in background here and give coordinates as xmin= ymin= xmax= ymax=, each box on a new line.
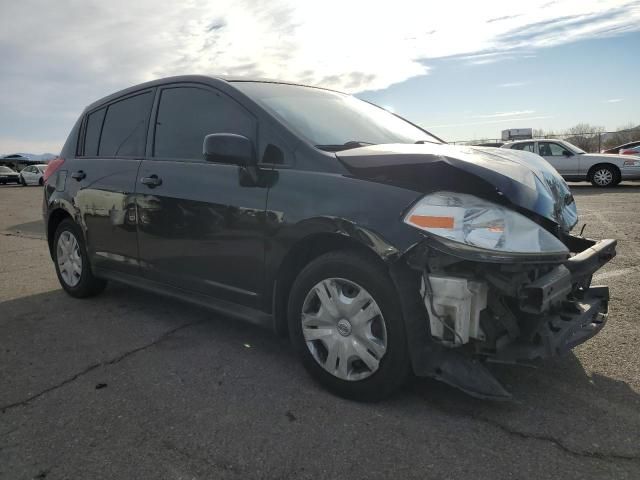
xmin=19 ymin=164 xmax=47 ymax=186
xmin=500 ymin=139 xmax=640 ymax=187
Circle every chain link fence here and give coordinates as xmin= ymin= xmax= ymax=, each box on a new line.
xmin=451 ymin=127 xmax=640 ymax=153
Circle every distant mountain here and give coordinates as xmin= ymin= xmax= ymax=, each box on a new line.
xmin=0 ymin=153 xmax=57 ymax=162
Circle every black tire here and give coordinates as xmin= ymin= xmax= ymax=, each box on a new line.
xmin=287 ymin=250 xmax=411 ymax=401
xmin=589 ymin=164 xmax=619 ymax=187
xmin=53 ymin=219 xmax=107 ymax=298
xmin=38 ymin=177 xmax=44 ymax=186
xmin=20 ymin=176 xmax=26 ymax=186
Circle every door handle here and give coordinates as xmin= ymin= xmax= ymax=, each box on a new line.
xmin=141 ymin=174 xmax=162 ymax=188
xmin=71 ymin=170 xmax=86 ymax=181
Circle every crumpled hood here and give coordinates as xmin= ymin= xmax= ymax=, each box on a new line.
xmin=336 ymin=143 xmax=578 ymax=233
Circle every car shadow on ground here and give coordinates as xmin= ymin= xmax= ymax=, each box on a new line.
xmin=2 ymin=283 xmax=639 ymax=460
xmin=569 ymin=182 xmax=640 ymax=196
xmin=3 ymin=220 xmax=45 ymax=239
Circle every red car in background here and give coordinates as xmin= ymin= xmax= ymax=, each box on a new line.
xmin=619 ymin=146 xmax=640 ymax=155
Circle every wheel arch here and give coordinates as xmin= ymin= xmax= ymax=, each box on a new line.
xmin=271 ymin=230 xmax=400 ymax=337
xmin=46 ymin=208 xmax=73 ymax=257
xmin=587 ymin=162 xmax=620 ymax=183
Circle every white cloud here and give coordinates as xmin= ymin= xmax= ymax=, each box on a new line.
xmin=471 ymin=110 xmax=536 ymax=118
xmin=1 ymin=0 xmax=639 ymax=152
xmin=499 ymin=81 xmax=529 ymax=87
xmin=605 ymin=98 xmax=624 ymax=103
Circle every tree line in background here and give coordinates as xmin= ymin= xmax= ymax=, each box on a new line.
xmin=532 ymin=123 xmax=640 ymax=152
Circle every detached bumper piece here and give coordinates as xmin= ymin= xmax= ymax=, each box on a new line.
xmin=490 ymin=286 xmax=609 ymax=363
xmin=407 ymin=236 xmax=616 ymax=401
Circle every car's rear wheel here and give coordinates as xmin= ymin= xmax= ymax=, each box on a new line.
xmin=53 ymin=219 xmax=106 ymax=298
xmin=288 ymin=251 xmax=410 ymax=401
xmin=590 ymin=165 xmax=618 ymax=187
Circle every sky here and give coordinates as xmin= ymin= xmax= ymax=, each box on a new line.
xmin=0 ymin=0 xmax=639 ymax=154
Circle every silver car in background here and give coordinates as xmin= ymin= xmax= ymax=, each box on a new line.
xmin=501 ymin=139 xmax=640 ymax=187
xmin=18 ymin=164 xmax=47 ymax=186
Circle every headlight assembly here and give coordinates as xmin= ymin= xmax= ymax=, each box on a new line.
xmin=404 ymin=192 xmax=569 ymax=256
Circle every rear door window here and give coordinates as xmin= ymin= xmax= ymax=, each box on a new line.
xmin=511 ymin=142 xmax=535 ymax=152
xmin=99 ymin=92 xmax=153 ymax=157
xmin=83 ymin=108 xmax=106 ymax=156
xmin=153 ymin=86 xmax=255 ymax=161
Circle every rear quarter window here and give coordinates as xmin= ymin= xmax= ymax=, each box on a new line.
xmin=83 ymin=108 xmax=106 ymax=156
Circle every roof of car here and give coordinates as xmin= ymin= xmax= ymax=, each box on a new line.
xmin=504 ymin=138 xmax=565 ymax=145
xmin=84 ymin=75 xmax=334 ymax=112
xmin=605 ymin=139 xmax=640 ymax=151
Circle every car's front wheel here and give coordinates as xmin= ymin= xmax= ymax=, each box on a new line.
xmin=53 ymin=219 xmax=107 ymax=298
xmin=288 ymin=251 xmax=411 ymax=401
xmin=20 ymin=176 xmax=26 ymax=186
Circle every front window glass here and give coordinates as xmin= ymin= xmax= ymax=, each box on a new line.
xmin=539 ymin=142 xmax=572 ymax=157
xmin=232 ymin=82 xmax=440 ymax=150
xmin=153 ymin=86 xmax=255 ymax=161
xmin=561 ymin=141 xmax=586 ymax=154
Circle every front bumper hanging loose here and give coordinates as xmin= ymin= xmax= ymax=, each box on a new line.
xmin=401 ymin=235 xmax=617 ymax=401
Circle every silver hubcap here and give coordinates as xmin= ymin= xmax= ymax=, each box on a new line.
xmin=56 ymin=230 xmax=82 ymax=287
xmin=593 ymin=169 xmax=613 ymax=186
xmin=301 ymin=278 xmax=387 ymax=381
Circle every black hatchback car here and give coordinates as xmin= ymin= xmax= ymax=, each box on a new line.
xmin=44 ymin=75 xmax=616 ymax=400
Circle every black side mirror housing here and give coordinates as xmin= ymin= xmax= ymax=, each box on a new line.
xmin=563 ymin=150 xmax=573 ymax=157
xmin=203 ymin=134 xmax=255 ymax=166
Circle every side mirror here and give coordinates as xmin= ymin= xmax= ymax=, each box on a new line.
xmin=562 ymin=150 xmax=573 ymax=157
xmin=203 ymin=133 xmax=255 ymax=166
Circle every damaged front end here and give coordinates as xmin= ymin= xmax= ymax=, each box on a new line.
xmin=395 ymin=196 xmax=616 ymax=401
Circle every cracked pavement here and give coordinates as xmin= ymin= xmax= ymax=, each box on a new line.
xmin=1 ymin=183 xmax=639 ymax=479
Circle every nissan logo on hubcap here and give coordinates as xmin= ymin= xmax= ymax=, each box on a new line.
xmin=337 ymin=319 xmax=352 ymax=336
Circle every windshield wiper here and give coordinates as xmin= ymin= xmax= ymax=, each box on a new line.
xmin=315 ymin=140 xmax=376 ymax=152
xmin=415 ymin=140 xmax=440 ymax=145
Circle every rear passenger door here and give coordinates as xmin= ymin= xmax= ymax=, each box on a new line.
xmin=72 ymin=90 xmax=154 ymax=276
xmin=136 ymin=84 xmax=267 ymax=308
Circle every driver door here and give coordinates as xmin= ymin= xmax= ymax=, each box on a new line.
xmin=537 ymin=141 xmax=579 ymax=176
xmin=136 ymin=84 xmax=267 ymax=308
xmin=22 ymin=166 xmax=36 ymax=184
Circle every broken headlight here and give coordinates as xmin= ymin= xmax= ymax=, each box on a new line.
xmin=404 ymin=191 xmax=568 ymax=255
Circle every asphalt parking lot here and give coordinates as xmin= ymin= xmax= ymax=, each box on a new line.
xmin=1 ymin=182 xmax=639 ymax=479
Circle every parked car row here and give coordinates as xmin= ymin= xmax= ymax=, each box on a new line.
xmin=0 ymin=164 xmax=47 ymax=185
xmin=499 ymin=139 xmax=640 ymax=187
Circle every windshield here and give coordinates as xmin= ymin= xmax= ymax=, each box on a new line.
xmin=560 ymin=140 xmax=586 ymax=154
xmin=233 ymin=82 xmax=441 ymax=150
